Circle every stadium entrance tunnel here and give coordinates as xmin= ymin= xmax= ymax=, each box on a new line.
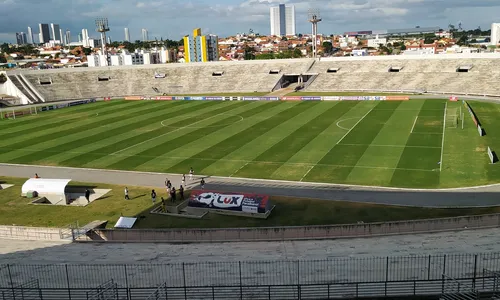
xmin=275 ymin=74 xmax=316 ymax=90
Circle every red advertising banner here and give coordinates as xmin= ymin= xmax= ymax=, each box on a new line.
xmin=449 ymin=96 xmax=458 ymax=101
xmin=103 ymin=97 xmax=111 ymax=101
xmin=281 ymin=96 xmax=302 ymax=101
xmin=386 ymin=96 xmax=410 ymax=101
xmin=188 ymin=190 xmax=271 ymax=214
xmin=124 ymin=96 xmax=142 ymax=100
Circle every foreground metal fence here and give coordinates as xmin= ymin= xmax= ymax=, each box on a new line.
xmin=0 ymin=253 xmax=499 ymax=299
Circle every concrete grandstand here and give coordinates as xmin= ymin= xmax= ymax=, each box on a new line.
xmin=2 ymin=53 xmax=500 ymax=103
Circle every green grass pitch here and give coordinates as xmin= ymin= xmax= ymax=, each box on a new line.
xmin=0 ymin=99 xmax=498 ymax=188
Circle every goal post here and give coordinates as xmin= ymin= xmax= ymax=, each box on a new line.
xmin=1 ymin=105 xmax=38 ymax=120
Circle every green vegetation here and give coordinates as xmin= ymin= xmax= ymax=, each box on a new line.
xmin=1 ymin=176 xmax=500 ymax=229
xmin=0 ymin=73 xmax=6 ymax=84
xmin=0 ymin=99 xmax=497 ymax=188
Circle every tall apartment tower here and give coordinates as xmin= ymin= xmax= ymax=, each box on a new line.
xmin=270 ymin=4 xmax=296 ymax=36
xmin=183 ymin=28 xmax=218 ymax=63
xmin=38 ymin=23 xmax=50 ymax=43
xmin=492 ymin=23 xmax=500 ymax=46
xmin=16 ymin=32 xmax=27 ymax=45
xmin=65 ymin=30 xmax=71 ymax=44
xmin=59 ymin=28 xmax=64 ymax=44
xmin=27 ymin=26 xmax=34 ymax=44
xmin=82 ymin=28 xmax=89 ymax=47
xmin=51 ymin=23 xmax=61 ymax=41
xmin=141 ymin=28 xmax=149 ymax=42
xmin=124 ymin=28 xmax=130 ymax=42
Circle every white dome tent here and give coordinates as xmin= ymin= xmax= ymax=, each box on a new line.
xmin=22 ymin=178 xmax=72 ymax=205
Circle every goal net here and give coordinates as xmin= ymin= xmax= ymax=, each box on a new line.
xmin=446 ymin=107 xmax=458 ymax=129
xmin=1 ymin=105 xmax=38 ymax=120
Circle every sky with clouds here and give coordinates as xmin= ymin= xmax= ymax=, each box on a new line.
xmin=1 ymin=0 xmax=499 ymax=43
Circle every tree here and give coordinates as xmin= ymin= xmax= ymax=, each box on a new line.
xmin=281 ymin=36 xmax=288 ymax=41
xmin=0 ymin=55 xmax=6 ymax=63
xmin=322 ymin=41 xmax=333 ymax=54
xmin=0 ymin=73 xmax=6 ymax=84
xmin=82 ymin=47 xmax=92 ymax=55
xmin=400 ymin=44 xmax=407 ymax=51
xmin=424 ymin=36 xmax=436 ymax=44
xmin=292 ymin=48 xmax=302 ymax=58
xmin=244 ymin=46 xmax=255 ymax=60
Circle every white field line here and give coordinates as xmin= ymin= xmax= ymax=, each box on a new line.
xmin=410 ymin=116 xmax=418 ymax=133
xmin=110 ymin=112 xmax=226 ymax=155
xmin=340 ymin=143 xmax=441 ymax=149
xmin=0 ymin=146 xmax=438 ymax=172
xmin=229 ymin=162 xmax=250 ymax=177
xmin=409 ymin=132 xmax=443 ymax=135
xmin=300 ymin=165 xmax=315 ymax=182
xmin=335 ymin=117 xmax=360 ymax=131
xmin=5 ymin=162 xmax=499 ymax=191
xmin=336 ymin=106 xmax=375 ymax=145
xmin=440 ymin=102 xmax=447 ymax=172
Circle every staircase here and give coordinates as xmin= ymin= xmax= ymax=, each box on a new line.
xmin=7 ymin=74 xmax=37 ymax=104
xmin=19 ymin=74 xmax=45 ymax=102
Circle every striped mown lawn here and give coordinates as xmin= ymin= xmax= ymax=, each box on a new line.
xmin=0 ymin=99 xmax=496 ymax=188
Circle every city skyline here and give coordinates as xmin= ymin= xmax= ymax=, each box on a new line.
xmin=1 ymin=0 xmax=500 ymax=44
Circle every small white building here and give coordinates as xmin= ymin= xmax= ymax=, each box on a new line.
xmin=351 ymin=49 xmax=368 ymax=56
xmin=367 ymin=35 xmax=387 ymax=48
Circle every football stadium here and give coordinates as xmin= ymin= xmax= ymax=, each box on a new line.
xmin=1 ymin=54 xmax=500 ymax=299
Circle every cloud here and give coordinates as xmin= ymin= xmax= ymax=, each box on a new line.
xmin=0 ymin=0 xmax=499 ymax=43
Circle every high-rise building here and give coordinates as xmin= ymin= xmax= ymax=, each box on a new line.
xmin=38 ymin=23 xmax=50 ymax=43
xmin=270 ymin=4 xmax=296 ymax=36
xmin=82 ymin=29 xmax=89 ymax=47
xmin=107 ymin=36 xmax=111 ymax=44
xmin=492 ymin=23 xmax=500 ymax=46
xmin=27 ymin=26 xmax=34 ymax=44
xmin=142 ymin=28 xmax=149 ymax=42
xmin=65 ymin=30 xmax=71 ymax=44
xmin=59 ymin=28 xmax=64 ymax=45
xmin=124 ymin=28 xmax=130 ymax=42
xmin=183 ymin=28 xmax=218 ymax=63
xmin=51 ymin=23 xmax=61 ymax=41
xmin=78 ymin=33 xmax=82 ymax=42
xmin=15 ymin=32 xmax=27 ymax=45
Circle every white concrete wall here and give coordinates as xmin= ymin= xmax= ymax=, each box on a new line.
xmin=0 ymin=71 xmax=30 ymax=104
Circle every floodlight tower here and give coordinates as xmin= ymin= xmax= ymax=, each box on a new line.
xmin=95 ymin=18 xmax=110 ymax=57
xmin=308 ymin=9 xmax=322 ymax=58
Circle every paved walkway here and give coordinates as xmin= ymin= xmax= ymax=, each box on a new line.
xmin=1 ymin=163 xmax=500 ymax=207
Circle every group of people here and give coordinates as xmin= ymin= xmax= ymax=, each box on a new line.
xmin=148 ymin=167 xmax=206 ymax=206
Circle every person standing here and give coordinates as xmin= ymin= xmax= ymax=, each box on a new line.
xmin=124 ymin=187 xmax=130 ymax=200
xmin=189 ymin=168 xmax=194 ymax=180
xmin=171 ymin=186 xmax=176 ymax=202
xmin=85 ymin=189 xmax=90 ymax=203
xmin=200 ymin=178 xmax=205 ymax=190
xmin=181 ymin=174 xmax=186 ymax=187
xmin=151 ymin=189 xmax=157 ymax=204
xmin=179 ymin=185 xmax=185 ymax=200
xmin=35 ymin=173 xmax=40 ymax=179
xmin=161 ymin=197 xmax=166 ymax=212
